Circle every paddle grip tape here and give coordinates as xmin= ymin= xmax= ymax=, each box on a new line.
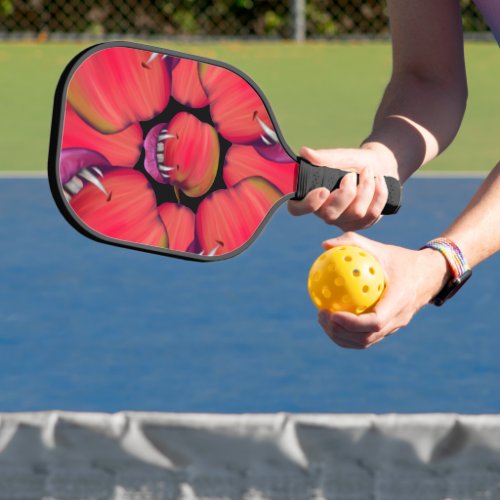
xmin=293 ymin=157 xmax=402 ymax=215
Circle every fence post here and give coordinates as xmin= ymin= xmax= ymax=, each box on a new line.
xmin=293 ymin=0 xmax=306 ymax=42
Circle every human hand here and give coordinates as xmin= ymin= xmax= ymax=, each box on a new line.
xmin=288 ymin=145 xmax=398 ymax=231
xmin=316 ymin=232 xmax=451 ymax=349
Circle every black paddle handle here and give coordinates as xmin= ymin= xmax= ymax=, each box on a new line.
xmin=293 ymin=157 xmax=402 ymax=215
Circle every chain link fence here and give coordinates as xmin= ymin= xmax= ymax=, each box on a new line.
xmin=0 ymin=0 xmax=491 ymax=40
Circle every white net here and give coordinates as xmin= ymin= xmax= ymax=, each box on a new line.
xmin=0 ymin=412 xmax=500 ymax=499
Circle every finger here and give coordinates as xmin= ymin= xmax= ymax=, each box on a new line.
xmin=329 ymin=311 xmax=385 ymax=335
xmin=329 ymin=326 xmax=379 ymax=349
xmin=361 ymin=328 xmax=399 ymax=348
xmin=319 ymin=316 xmax=364 ymax=349
xmin=332 ymin=290 xmax=402 ymax=339
xmin=300 ymin=147 xmax=367 ymax=171
xmin=319 ymin=311 xmax=371 ymax=348
xmin=331 ymin=323 xmax=371 ymax=347
xmin=343 ymin=164 xmax=376 ymax=221
xmin=315 ymin=172 xmax=357 ymax=224
xmin=329 ymin=316 xmax=390 ymax=349
xmin=363 ymin=174 xmax=389 ymax=224
xmin=319 ymin=310 xmax=390 ymax=349
xmin=364 ymin=335 xmax=386 ymax=348
xmin=322 ymin=231 xmax=369 ymax=250
xmin=288 ymin=187 xmax=330 ymax=216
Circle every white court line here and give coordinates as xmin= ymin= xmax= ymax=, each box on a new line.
xmin=414 ymin=170 xmax=487 ymax=178
xmin=0 ymin=171 xmax=47 ymax=178
xmin=0 ymin=170 xmax=488 ymax=179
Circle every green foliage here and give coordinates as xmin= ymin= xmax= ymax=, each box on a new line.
xmin=0 ymin=0 xmax=14 ymax=16
xmin=306 ymin=3 xmax=339 ymax=36
xmin=0 ymin=0 xmax=490 ymax=37
xmin=263 ymin=10 xmax=285 ymax=35
xmin=171 ymin=9 xmax=198 ymax=34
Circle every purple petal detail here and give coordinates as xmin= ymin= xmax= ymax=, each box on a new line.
xmin=144 ymin=123 xmax=170 ymax=184
xmin=165 ymin=56 xmax=180 ymax=74
xmin=187 ymin=238 xmax=201 ymax=254
xmin=60 ymin=148 xmax=111 ymax=185
xmin=253 ymin=142 xmax=295 ymax=163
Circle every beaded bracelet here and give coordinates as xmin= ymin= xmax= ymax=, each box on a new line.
xmin=420 ymin=238 xmax=472 ymax=306
xmin=421 ymin=238 xmax=470 ymax=278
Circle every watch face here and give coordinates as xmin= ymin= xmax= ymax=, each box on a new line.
xmin=432 ymin=269 xmax=472 ymax=306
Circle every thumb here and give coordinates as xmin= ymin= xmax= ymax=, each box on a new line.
xmin=299 ymin=147 xmax=365 ymax=170
xmin=322 ymin=231 xmax=367 ymax=250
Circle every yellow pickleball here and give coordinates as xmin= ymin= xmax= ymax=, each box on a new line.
xmin=308 ymin=245 xmax=385 ymax=314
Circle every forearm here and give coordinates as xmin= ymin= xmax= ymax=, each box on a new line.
xmin=360 ymin=0 xmax=467 ymax=183
xmin=362 ymin=73 xmax=467 ymax=182
xmin=419 ymin=163 xmax=500 ymax=302
xmin=441 ymin=162 xmax=500 ymax=267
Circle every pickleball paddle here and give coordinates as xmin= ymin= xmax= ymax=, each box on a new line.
xmin=48 ymin=41 xmax=401 ymax=261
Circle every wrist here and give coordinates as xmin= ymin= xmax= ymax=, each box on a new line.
xmin=417 ymin=248 xmax=453 ymax=303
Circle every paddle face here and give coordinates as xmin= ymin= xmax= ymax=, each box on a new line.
xmin=49 ymin=41 xmax=298 ymax=261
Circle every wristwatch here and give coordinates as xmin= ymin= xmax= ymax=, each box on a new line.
xmin=421 ymin=238 xmax=472 ymax=306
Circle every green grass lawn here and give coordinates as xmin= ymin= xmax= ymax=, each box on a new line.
xmin=0 ymin=40 xmax=497 ymax=172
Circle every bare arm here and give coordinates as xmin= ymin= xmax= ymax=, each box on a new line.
xmin=441 ymin=162 xmax=500 ymax=268
xmin=363 ymin=0 xmax=468 ymax=181
xmin=288 ymin=0 xmax=469 ymax=228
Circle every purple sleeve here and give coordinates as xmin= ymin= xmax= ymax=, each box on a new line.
xmin=473 ymin=0 xmax=500 ymax=45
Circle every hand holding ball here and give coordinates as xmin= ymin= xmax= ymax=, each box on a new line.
xmin=308 ymin=245 xmax=385 ymax=314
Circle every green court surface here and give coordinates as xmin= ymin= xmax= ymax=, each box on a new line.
xmin=0 ymin=41 xmax=497 ymax=173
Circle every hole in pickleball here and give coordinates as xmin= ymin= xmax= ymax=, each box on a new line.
xmin=352 ymin=269 xmax=360 ymax=277
xmin=344 ymin=256 xmax=352 ymax=262
xmin=342 ymin=295 xmax=351 ymax=304
xmin=369 ymin=267 xmax=375 ymax=275
xmin=378 ymin=284 xmax=382 ymax=291
xmin=334 ymin=277 xmax=344 ymax=287
xmin=322 ymin=286 xmax=332 ymax=299
xmin=362 ymin=285 xmax=369 ymax=293
xmin=333 ymin=303 xmax=341 ymax=311
xmin=359 ymin=251 xmax=366 ymax=257
xmin=313 ymin=271 xmax=321 ymax=282
xmin=327 ymin=264 xmax=335 ymax=272
xmin=356 ymin=306 xmax=366 ymax=314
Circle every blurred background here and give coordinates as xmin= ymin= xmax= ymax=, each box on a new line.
xmin=0 ymin=1 xmax=497 ymax=176
xmin=0 ymin=0 xmax=492 ymax=40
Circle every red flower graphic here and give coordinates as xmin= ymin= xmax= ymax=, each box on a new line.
xmin=59 ymin=46 xmax=296 ymax=257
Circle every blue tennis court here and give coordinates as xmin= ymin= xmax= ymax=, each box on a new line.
xmin=0 ymin=175 xmax=498 ymax=413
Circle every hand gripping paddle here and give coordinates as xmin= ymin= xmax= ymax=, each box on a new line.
xmin=48 ymin=41 xmax=401 ymax=262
